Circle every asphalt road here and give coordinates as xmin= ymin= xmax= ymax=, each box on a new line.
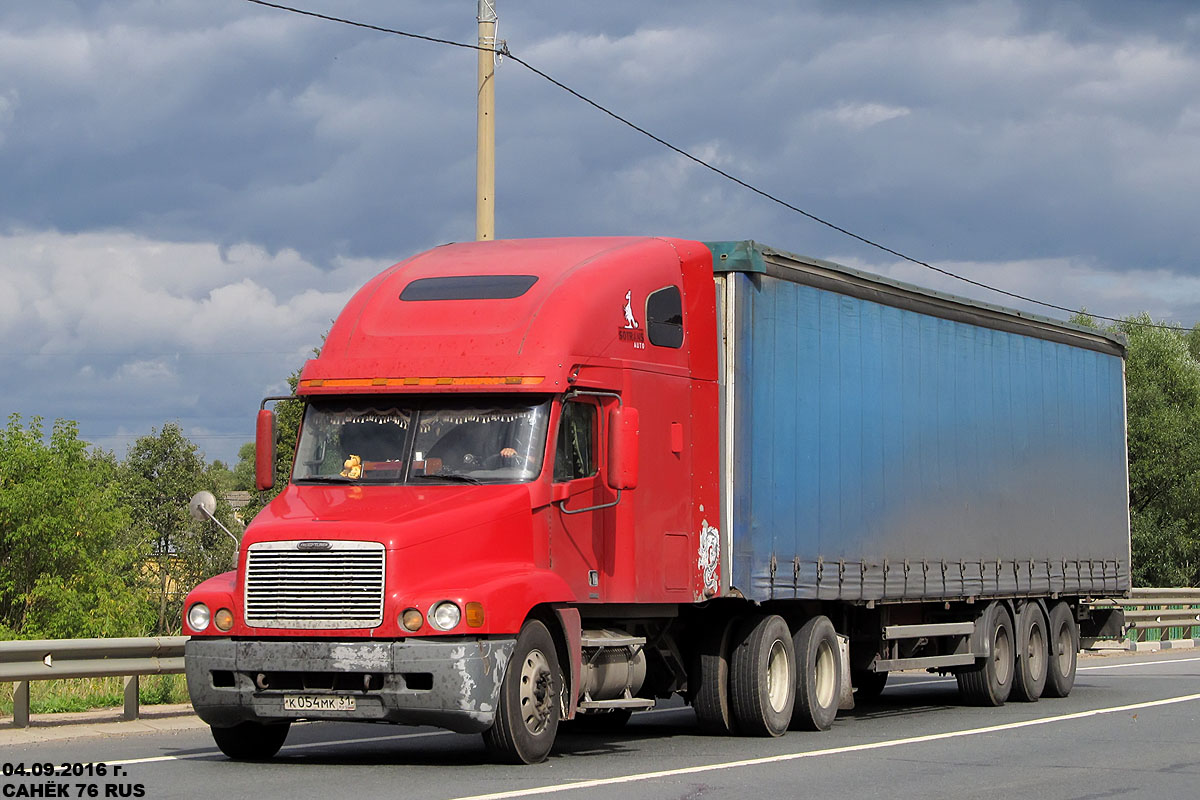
xmin=4 ymin=650 xmax=1198 ymax=800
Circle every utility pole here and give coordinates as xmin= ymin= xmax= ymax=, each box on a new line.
xmin=476 ymin=0 xmax=497 ymax=241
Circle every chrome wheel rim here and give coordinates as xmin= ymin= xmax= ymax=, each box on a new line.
xmin=519 ymin=648 xmax=554 ymax=735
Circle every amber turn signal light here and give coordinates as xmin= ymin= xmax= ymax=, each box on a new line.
xmin=400 ymin=608 xmax=424 ymax=632
xmin=465 ymin=602 xmax=485 ymax=628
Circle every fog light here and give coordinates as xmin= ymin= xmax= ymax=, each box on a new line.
xmin=187 ymin=603 xmax=210 ymax=632
xmin=400 ymin=608 xmax=424 ymax=632
xmin=465 ymin=602 xmax=485 ymax=628
xmin=430 ymin=601 xmax=461 ymax=631
xmin=214 ymin=608 xmax=234 ymax=631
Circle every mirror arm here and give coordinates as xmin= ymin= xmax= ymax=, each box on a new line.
xmin=558 ymin=490 xmax=622 ymax=515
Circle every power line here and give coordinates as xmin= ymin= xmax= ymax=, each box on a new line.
xmin=239 ymin=0 xmax=1193 ymax=332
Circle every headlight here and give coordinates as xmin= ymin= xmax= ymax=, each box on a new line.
xmin=187 ymin=603 xmax=211 ymax=632
xmin=430 ymin=601 xmax=461 ymax=631
xmin=214 ymin=608 xmax=234 ymax=632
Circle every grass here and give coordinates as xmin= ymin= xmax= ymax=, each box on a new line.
xmin=2 ymin=674 xmax=190 ymax=716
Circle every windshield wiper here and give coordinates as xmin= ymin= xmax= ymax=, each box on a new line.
xmin=412 ymin=473 xmax=482 ymax=484
xmin=293 ymin=476 xmax=359 ymax=485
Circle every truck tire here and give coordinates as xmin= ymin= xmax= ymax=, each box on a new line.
xmin=210 ymin=721 xmax=290 ymax=760
xmin=957 ymin=602 xmax=1015 ymax=706
xmin=790 ymin=615 xmax=841 ymax=731
xmin=1011 ymin=602 xmax=1049 ymax=702
xmin=692 ymin=616 xmax=736 ymax=734
xmin=851 ymin=670 xmax=888 ymax=702
xmin=483 ymin=620 xmax=563 ymax=764
xmin=1043 ymin=601 xmax=1078 ymax=698
xmin=729 ymin=614 xmax=796 ymax=737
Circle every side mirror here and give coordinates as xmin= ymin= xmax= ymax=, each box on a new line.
xmin=255 ymin=408 xmax=276 ymax=491
xmin=607 ymin=406 xmax=639 ymax=490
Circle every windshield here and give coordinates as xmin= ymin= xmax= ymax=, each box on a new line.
xmin=292 ymin=397 xmax=551 ymax=485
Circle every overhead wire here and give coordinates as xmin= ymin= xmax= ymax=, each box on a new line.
xmin=239 ymin=0 xmax=1192 ymax=332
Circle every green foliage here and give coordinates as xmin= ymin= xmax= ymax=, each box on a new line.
xmin=1074 ymin=313 xmax=1200 ymax=586
xmin=120 ymin=423 xmax=238 ymax=634
xmin=0 ymin=415 xmax=153 ymax=638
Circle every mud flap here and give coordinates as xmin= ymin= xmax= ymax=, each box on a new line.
xmin=837 ymin=634 xmax=855 ymax=711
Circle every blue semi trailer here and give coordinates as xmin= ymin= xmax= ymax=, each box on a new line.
xmin=696 ymin=240 xmax=1128 ymax=724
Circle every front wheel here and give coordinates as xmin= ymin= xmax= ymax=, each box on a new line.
xmin=483 ymin=620 xmax=563 ymax=764
xmin=210 ymin=721 xmax=290 ymax=761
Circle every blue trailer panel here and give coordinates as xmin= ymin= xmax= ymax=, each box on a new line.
xmin=710 ymin=242 xmax=1130 ymax=603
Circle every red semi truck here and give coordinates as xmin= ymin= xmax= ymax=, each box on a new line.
xmin=183 ymin=237 xmax=1129 ymax=764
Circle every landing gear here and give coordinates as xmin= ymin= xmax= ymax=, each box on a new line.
xmin=484 ymin=620 xmax=563 ymax=764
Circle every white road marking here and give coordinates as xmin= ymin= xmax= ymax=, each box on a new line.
xmin=100 ymin=707 xmax=695 ymax=767
xmin=444 ymin=691 xmax=1200 ymax=800
xmin=891 ymin=653 xmax=1200 ymax=689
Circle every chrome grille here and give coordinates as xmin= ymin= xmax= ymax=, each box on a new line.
xmin=244 ymin=541 xmax=385 ymax=629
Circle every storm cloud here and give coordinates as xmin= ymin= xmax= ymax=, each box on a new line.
xmin=3 ymin=0 xmax=1199 ymax=460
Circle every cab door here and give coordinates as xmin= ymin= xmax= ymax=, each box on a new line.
xmin=549 ymin=397 xmax=608 ymax=601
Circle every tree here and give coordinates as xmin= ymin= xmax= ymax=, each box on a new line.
xmin=1073 ymin=313 xmax=1200 ymax=586
xmin=0 ymin=415 xmax=152 ymax=638
xmin=120 ymin=424 xmax=238 ymax=634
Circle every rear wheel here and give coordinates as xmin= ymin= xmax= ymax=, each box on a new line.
xmin=790 ymin=615 xmax=841 ymax=731
xmin=692 ymin=616 xmax=736 ymax=734
xmin=483 ymin=620 xmax=563 ymax=764
xmin=729 ymin=614 xmax=796 ymax=737
xmin=1011 ymin=602 xmax=1049 ymax=702
xmin=210 ymin=721 xmax=290 ymax=761
xmin=1043 ymin=601 xmax=1078 ymax=698
xmin=957 ymin=602 xmax=1015 ymax=706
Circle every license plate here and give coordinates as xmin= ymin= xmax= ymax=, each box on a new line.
xmin=283 ymin=695 xmax=357 ymax=712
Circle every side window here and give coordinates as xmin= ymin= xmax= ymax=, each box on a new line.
xmin=554 ymin=402 xmax=597 ymax=482
xmin=646 ymin=286 xmax=684 ymax=348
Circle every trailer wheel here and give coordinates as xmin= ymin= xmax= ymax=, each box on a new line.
xmin=483 ymin=620 xmax=563 ymax=764
xmin=729 ymin=614 xmax=796 ymax=737
xmin=1011 ymin=602 xmax=1049 ymax=702
xmin=210 ymin=721 xmax=290 ymax=760
xmin=790 ymin=615 xmax=841 ymax=731
xmin=851 ymin=669 xmax=888 ymax=702
xmin=692 ymin=615 xmax=736 ymax=734
xmin=957 ymin=602 xmax=1014 ymax=706
xmin=1043 ymin=601 xmax=1078 ymax=698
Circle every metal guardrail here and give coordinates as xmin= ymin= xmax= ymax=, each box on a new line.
xmin=1 ymin=636 xmax=186 ymax=728
xmin=1085 ymin=587 xmax=1200 ymax=650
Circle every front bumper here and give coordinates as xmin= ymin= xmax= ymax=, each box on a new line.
xmin=185 ymin=636 xmax=516 ymax=734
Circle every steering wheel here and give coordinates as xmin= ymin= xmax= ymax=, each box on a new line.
xmin=483 ymin=451 xmax=528 ymax=470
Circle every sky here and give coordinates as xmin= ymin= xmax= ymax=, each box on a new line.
xmin=3 ymin=0 xmax=1200 ymax=464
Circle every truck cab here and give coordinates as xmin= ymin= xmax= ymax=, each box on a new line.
xmin=183 ymin=237 xmax=721 ymax=763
